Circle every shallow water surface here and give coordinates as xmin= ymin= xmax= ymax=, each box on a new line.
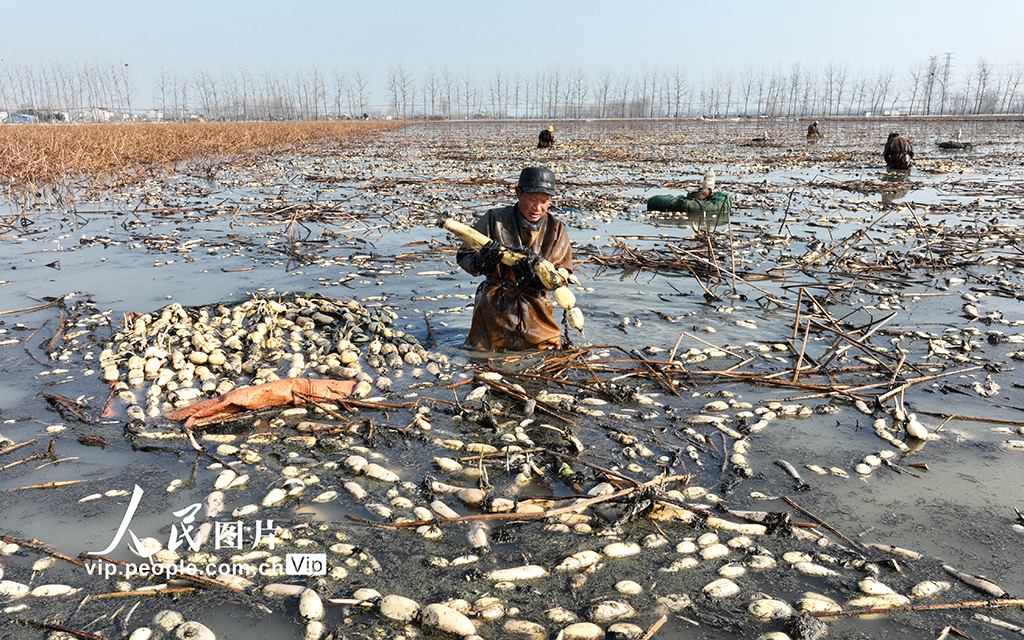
xmin=1 ymin=119 xmax=1024 ymax=640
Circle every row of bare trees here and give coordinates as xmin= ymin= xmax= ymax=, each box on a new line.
xmin=3 ymin=56 xmax=1023 ymax=121
xmin=0 ymin=59 xmax=133 ymax=121
xmin=151 ymin=65 xmax=373 ymax=122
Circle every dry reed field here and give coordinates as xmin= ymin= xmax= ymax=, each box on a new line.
xmin=0 ymin=120 xmax=407 ymax=205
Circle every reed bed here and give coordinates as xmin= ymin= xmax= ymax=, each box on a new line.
xmin=0 ymin=120 xmax=407 ymax=206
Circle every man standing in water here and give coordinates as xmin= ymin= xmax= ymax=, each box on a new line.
xmin=457 ymin=167 xmax=572 ymax=351
xmin=884 ymin=132 xmax=914 ymax=170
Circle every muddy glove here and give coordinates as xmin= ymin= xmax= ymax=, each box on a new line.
xmin=511 ymin=252 xmax=544 ymax=289
xmin=472 ymin=240 xmax=504 ymax=273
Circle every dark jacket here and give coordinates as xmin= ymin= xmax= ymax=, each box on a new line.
xmin=457 ymin=205 xmax=572 ymax=351
xmin=884 ymin=135 xmax=914 ymax=169
xmin=538 ymin=129 xmax=555 ymax=148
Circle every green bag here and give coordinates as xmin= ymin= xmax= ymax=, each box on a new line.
xmin=647 ymin=192 xmax=731 ymax=214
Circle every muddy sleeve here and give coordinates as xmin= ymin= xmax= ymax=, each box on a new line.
xmin=457 ymin=211 xmax=501 ymax=276
xmin=457 ymin=242 xmax=481 ymax=275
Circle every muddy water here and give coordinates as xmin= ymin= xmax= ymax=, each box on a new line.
xmin=1 ymin=119 xmax=1024 ymax=639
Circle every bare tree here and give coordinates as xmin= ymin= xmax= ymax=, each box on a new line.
xmin=522 ymin=71 xmax=533 ymax=119
xmin=191 ymin=68 xmax=219 ymax=119
xmin=120 ymin=61 xmax=134 ymax=117
xmin=639 ymin=65 xmax=658 ymax=117
xmin=309 ymin=65 xmax=327 ymax=119
xmin=998 ymin=61 xmax=1024 ymax=114
xmin=0 ymin=60 xmax=13 ymax=113
xmin=85 ymin=61 xmax=101 ymax=113
xmin=697 ymin=72 xmax=713 ymax=117
xmin=546 ymin=65 xmax=563 ymax=118
xmin=178 ymin=73 xmax=190 ymax=120
xmin=152 ymin=67 xmax=170 ymax=117
xmin=938 ymin=52 xmax=953 ymax=115
xmin=53 ymin=61 xmax=76 ymax=116
xmin=422 ymin=65 xmax=439 ymax=117
xmin=869 ymin=67 xmax=894 ymax=115
xmin=906 ymin=59 xmax=926 ymax=115
xmin=396 ymin=63 xmax=413 ymax=118
xmin=259 ymin=69 xmax=276 ymax=120
xmin=822 ymin=61 xmax=849 ymax=116
xmin=751 ymin=65 xmax=768 ymax=116
xmin=96 ymin=60 xmax=115 ymax=111
xmin=972 ymin=58 xmax=992 ymax=114
xmin=385 ymin=64 xmax=400 ymax=118
xmin=441 ymin=66 xmax=454 ymax=119
xmin=461 ymin=69 xmax=475 ymax=118
xmin=35 ymin=63 xmax=55 ymax=115
xmin=720 ymin=68 xmax=735 ymax=117
xmin=739 ymin=65 xmax=756 ymax=116
xmin=383 ymin=63 xmax=414 ymax=118
xmin=352 ymin=70 xmax=370 ymax=117
xmin=103 ymin=62 xmax=123 ymax=112
xmin=801 ymin=64 xmax=820 ymax=116
xmin=512 ymin=71 xmax=524 ymax=118
xmin=40 ymin=61 xmax=64 ymax=116
xmin=295 ymin=70 xmax=312 ymax=119
xmin=238 ymin=65 xmax=254 ymax=119
xmin=568 ymin=65 xmax=588 ymax=118
xmin=921 ymin=55 xmax=940 ymax=114
xmin=848 ymin=71 xmax=869 ymax=115
xmin=222 ymin=70 xmax=240 ymax=119
xmin=595 ymin=68 xmax=613 ymax=118
xmin=615 ymin=69 xmax=632 ymax=118
xmin=532 ymin=70 xmax=545 ymax=119
xmin=487 ymin=68 xmax=505 ymax=117
xmin=768 ymin=65 xmax=788 ymax=116
xmin=331 ymin=66 xmax=348 ymax=117
xmin=786 ymin=63 xmax=802 ymax=116
xmin=668 ymin=65 xmax=689 ymax=118
xmin=162 ymin=67 xmax=179 ymax=120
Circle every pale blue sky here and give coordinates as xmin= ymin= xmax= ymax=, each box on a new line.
xmin=5 ymin=0 xmax=1023 ymax=109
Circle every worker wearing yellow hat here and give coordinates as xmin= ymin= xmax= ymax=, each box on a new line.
xmin=538 ymin=125 xmax=555 ymax=148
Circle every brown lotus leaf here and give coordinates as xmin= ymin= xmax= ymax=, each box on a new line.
xmin=164 ymin=378 xmax=356 ymax=427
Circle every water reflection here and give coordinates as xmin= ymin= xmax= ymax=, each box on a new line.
xmin=881 ymin=169 xmax=910 ymax=206
xmin=650 ymin=207 xmax=731 ymax=231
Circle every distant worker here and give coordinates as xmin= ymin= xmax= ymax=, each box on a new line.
xmin=884 ymin=132 xmax=914 ymax=170
xmin=457 ymin=167 xmax=572 ymax=351
xmin=807 ymin=121 xmax=820 ymax=137
xmin=538 ymin=125 xmax=555 ymax=148
xmin=689 ymin=169 xmax=716 ymax=200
